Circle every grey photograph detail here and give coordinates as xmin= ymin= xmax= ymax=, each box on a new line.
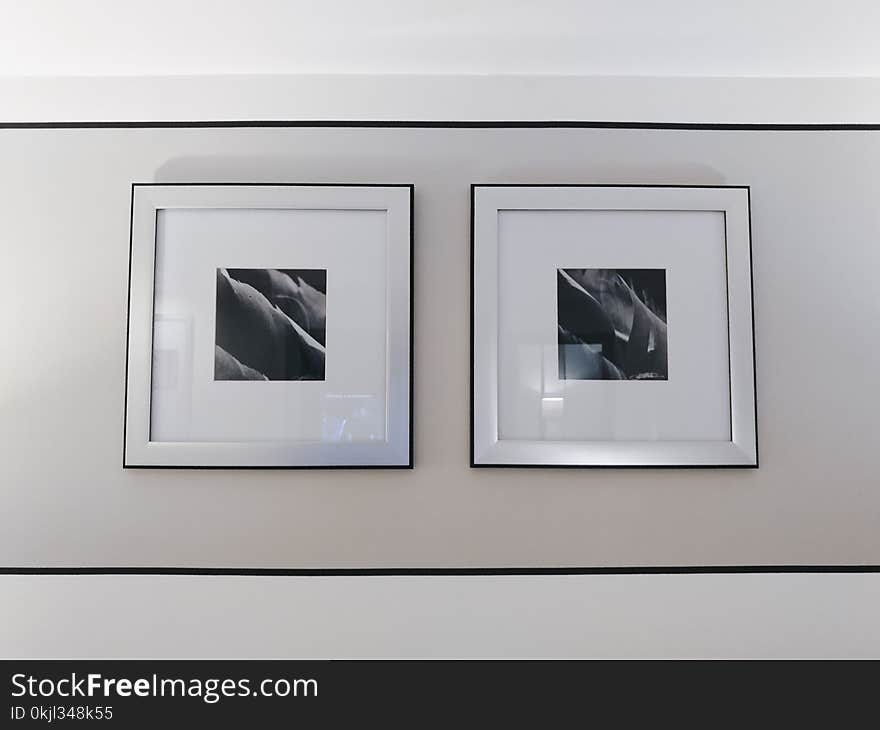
xmin=215 ymin=268 xmax=326 ymax=381
xmin=557 ymin=268 xmax=668 ymax=380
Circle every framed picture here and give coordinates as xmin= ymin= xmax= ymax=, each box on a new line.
xmin=471 ymin=184 xmax=757 ymax=467
xmin=124 ymin=183 xmax=413 ymax=468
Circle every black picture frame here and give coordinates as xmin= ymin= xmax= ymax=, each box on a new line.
xmin=470 ymin=183 xmax=758 ymax=469
xmin=122 ymin=182 xmax=415 ymax=470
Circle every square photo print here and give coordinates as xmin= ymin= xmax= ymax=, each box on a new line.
xmin=215 ymin=268 xmax=327 ymax=381
xmin=557 ymin=268 xmax=667 ymax=381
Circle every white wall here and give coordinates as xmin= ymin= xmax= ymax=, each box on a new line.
xmin=2 ymin=2 xmax=879 ymax=658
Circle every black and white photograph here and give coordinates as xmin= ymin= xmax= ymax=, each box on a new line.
xmin=557 ymin=268 xmax=668 ymax=381
xmin=215 ymin=267 xmax=327 ymax=381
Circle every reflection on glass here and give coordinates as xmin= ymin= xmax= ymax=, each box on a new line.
xmin=150 ymin=315 xmax=194 ymax=439
xmin=322 ymin=394 xmax=383 ymax=442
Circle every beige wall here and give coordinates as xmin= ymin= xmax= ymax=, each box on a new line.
xmin=1 ymin=125 xmax=878 ymax=569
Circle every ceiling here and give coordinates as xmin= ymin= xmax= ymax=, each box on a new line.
xmin=0 ymin=0 xmax=878 ymax=78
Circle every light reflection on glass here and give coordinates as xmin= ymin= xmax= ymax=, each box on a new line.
xmin=322 ymin=394 xmax=384 ymax=442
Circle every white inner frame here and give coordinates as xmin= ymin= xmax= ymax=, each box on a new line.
xmin=472 ymin=185 xmax=757 ymax=467
xmin=125 ymin=184 xmax=412 ymax=467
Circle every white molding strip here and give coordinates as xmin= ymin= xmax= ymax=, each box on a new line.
xmin=1 ymin=74 xmax=879 ymax=125
xmin=3 ymin=573 xmax=879 ymax=658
